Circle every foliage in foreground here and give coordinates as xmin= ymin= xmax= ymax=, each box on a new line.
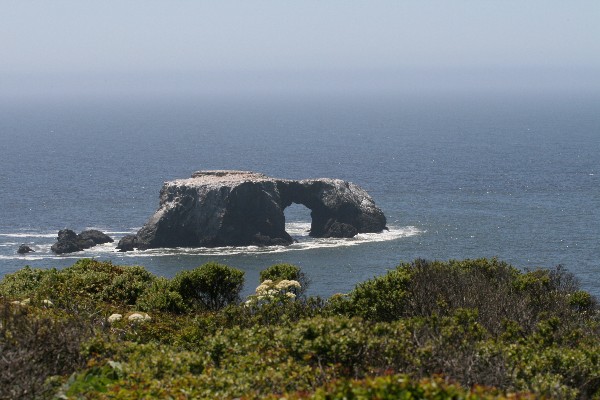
xmin=1 ymin=258 xmax=599 ymax=399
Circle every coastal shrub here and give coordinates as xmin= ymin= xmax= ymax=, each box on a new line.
xmin=65 ymin=308 xmax=600 ymax=399
xmin=260 ymin=263 xmax=309 ymax=295
xmin=407 ymin=258 xmax=517 ymax=324
xmin=61 ymin=260 xmax=155 ymax=305
xmin=333 ymin=258 xmax=598 ymax=336
xmin=275 ymin=374 xmax=525 ymax=400
xmin=245 ymin=278 xmax=301 ymax=307
xmin=330 ymin=264 xmax=413 ymax=321
xmin=135 ymin=277 xmax=187 ymax=313
xmin=568 ymin=290 xmax=596 ymax=312
xmin=59 ymin=259 xmax=124 ymax=298
xmin=280 ymin=311 xmax=502 ymax=388
xmin=220 ymin=296 xmax=326 ymax=329
xmin=0 ymin=266 xmax=56 ymax=300
xmin=283 ymin=316 xmax=369 ymax=376
xmin=502 ymin=338 xmax=600 ymax=398
xmin=0 ymin=302 xmax=94 ymax=400
xmin=510 ymin=266 xmax=598 ymax=334
xmin=98 ymin=266 xmax=155 ymax=305
xmin=3 ymin=258 xmax=600 ymax=399
xmin=66 ymin=330 xmax=317 ymax=399
xmin=398 ymin=310 xmax=505 ymax=388
xmin=0 ymin=260 xmax=158 ymax=312
xmin=172 ymin=262 xmax=244 ymax=311
xmin=63 ymin=362 xmax=520 ymax=400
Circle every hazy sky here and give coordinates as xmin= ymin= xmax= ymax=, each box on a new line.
xmin=2 ymin=1 xmax=599 ymax=98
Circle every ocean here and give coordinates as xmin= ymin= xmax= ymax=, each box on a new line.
xmin=1 ymin=92 xmax=599 ymax=298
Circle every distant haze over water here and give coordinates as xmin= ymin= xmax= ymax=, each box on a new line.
xmin=1 ymin=92 xmax=598 ymax=297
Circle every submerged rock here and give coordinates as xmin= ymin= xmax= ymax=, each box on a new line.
xmin=122 ymin=170 xmax=387 ymax=251
xmin=17 ymin=244 xmax=35 ymax=254
xmin=51 ymin=229 xmax=114 ymax=254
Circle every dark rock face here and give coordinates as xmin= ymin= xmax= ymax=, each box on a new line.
xmin=122 ymin=171 xmax=387 ymax=251
xmin=51 ymin=229 xmax=114 ymax=254
xmin=51 ymin=229 xmax=81 ymax=254
xmin=79 ymin=229 xmax=114 ymax=245
xmin=116 ymin=235 xmax=138 ymax=252
xmin=321 ymin=221 xmax=358 ymax=238
xmin=17 ymin=244 xmax=35 ymax=254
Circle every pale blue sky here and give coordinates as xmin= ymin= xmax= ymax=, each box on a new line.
xmin=2 ymin=1 xmax=599 ymax=98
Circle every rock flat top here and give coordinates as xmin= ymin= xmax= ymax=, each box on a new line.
xmin=172 ymin=170 xmax=274 ymax=186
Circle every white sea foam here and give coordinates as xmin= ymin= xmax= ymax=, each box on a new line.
xmin=84 ymin=227 xmax=137 ymax=235
xmin=0 ymin=233 xmax=56 ymax=238
xmin=0 ymin=225 xmax=422 ymax=260
xmin=285 ymin=222 xmax=312 ymax=237
xmin=87 ymin=242 xmax=119 ymax=253
xmin=0 ymin=254 xmax=83 ymax=261
xmin=118 ymin=225 xmax=421 ymax=258
xmin=0 ymin=229 xmax=136 ymax=240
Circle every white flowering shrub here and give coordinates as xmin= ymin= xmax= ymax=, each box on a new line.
xmin=245 ymin=279 xmax=301 ymax=307
xmin=259 ymin=264 xmax=309 ymax=296
xmin=127 ymin=312 xmax=151 ymax=322
xmin=107 ymin=313 xmax=123 ymax=323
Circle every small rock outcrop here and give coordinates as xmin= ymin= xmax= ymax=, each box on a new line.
xmin=116 ymin=234 xmax=138 ymax=252
xmin=51 ymin=229 xmax=82 ymax=254
xmin=78 ymin=229 xmax=114 ymax=245
xmin=119 ymin=171 xmax=387 ymax=251
xmin=51 ymin=229 xmax=113 ymax=254
xmin=17 ymin=244 xmax=35 ymax=254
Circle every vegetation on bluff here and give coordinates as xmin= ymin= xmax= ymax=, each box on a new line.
xmin=1 ymin=258 xmax=599 ymax=399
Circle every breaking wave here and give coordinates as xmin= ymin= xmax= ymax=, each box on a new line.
xmin=0 ymin=223 xmax=421 ymax=261
xmin=0 ymin=232 xmax=57 ymax=238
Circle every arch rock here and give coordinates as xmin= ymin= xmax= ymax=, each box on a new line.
xmin=118 ymin=171 xmax=387 ymax=251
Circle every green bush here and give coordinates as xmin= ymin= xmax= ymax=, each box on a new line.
xmin=0 ymin=266 xmax=56 ymax=300
xmin=172 ymin=262 xmax=245 ymax=311
xmin=2 ymin=258 xmax=600 ymax=399
xmin=99 ymin=266 xmax=155 ymax=305
xmin=283 ymin=316 xmax=368 ymax=374
xmin=277 ymin=374 xmax=523 ymax=400
xmin=568 ymin=290 xmax=596 ymax=312
xmin=0 ymin=260 xmax=156 ymax=309
xmin=61 ymin=259 xmax=129 ymax=297
xmin=0 ymin=302 xmax=94 ymax=400
xmin=223 ymin=296 xmax=325 ymax=329
xmin=332 ymin=258 xmax=597 ymax=336
xmin=62 ymin=260 xmax=155 ymax=305
xmin=135 ymin=277 xmax=187 ymax=313
xmin=330 ymin=264 xmax=413 ymax=322
xmin=66 ymin=331 xmax=316 ymax=399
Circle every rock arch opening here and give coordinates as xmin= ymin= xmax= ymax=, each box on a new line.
xmin=283 ymin=202 xmax=312 ymax=241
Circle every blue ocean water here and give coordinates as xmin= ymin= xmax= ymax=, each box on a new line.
xmin=1 ymin=92 xmax=599 ymax=297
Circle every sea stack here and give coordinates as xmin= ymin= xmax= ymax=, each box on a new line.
xmin=17 ymin=244 xmax=35 ymax=254
xmin=118 ymin=170 xmax=387 ymax=251
xmin=51 ymin=229 xmax=114 ymax=254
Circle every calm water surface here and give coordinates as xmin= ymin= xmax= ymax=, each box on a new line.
xmin=1 ymin=92 xmax=598 ymax=297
